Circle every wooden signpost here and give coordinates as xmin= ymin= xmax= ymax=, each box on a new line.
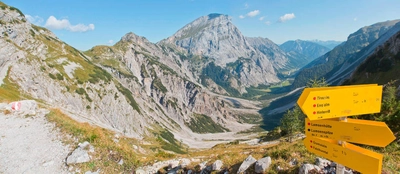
xmin=305 ymin=118 xmax=395 ymax=147
xmin=303 ymin=137 xmax=383 ymax=174
xmin=297 ymin=84 xmax=395 ymax=174
xmin=297 ymin=84 xmax=382 ymax=120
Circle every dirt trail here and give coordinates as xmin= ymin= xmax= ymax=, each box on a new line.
xmin=0 ymin=110 xmax=70 ymax=174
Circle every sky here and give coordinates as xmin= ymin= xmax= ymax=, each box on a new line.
xmin=3 ymin=0 xmax=400 ymax=51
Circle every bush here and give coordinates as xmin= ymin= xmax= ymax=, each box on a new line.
xmin=75 ymin=88 xmax=85 ymax=95
xmin=48 ymin=73 xmax=56 ymax=79
xmin=56 ymin=73 xmax=64 ymax=80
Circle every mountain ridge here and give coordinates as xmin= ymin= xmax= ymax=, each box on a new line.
xmin=292 ymin=19 xmax=400 ymax=89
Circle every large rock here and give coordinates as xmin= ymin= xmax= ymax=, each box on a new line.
xmin=180 ymin=158 xmax=191 ymax=168
xmin=212 ymin=160 xmax=223 ymax=171
xmin=168 ymin=160 xmax=180 ymax=170
xmin=66 ymin=141 xmax=94 ymax=165
xmin=298 ymin=164 xmax=321 ymax=174
xmin=135 ymin=169 xmax=146 ymax=174
xmin=255 ymin=157 xmax=271 ymax=173
xmin=315 ymin=157 xmax=331 ymax=168
xmin=237 ymin=155 xmax=257 ymax=174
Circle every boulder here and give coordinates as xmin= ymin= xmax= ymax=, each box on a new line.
xmin=66 ymin=141 xmax=94 ymax=165
xmin=201 ymin=166 xmax=212 ymax=174
xmin=255 ymin=156 xmax=271 ymax=173
xmin=315 ymin=157 xmax=331 ymax=168
xmin=299 ymin=164 xmax=321 ymax=174
xmin=237 ymin=155 xmax=257 ymax=174
xmin=212 ymin=160 xmax=223 ymax=171
xmin=180 ymin=158 xmax=191 ymax=168
xmin=198 ymin=161 xmax=207 ymax=170
xmin=168 ymin=160 xmax=180 ymax=170
xmin=135 ymin=169 xmax=146 ymax=174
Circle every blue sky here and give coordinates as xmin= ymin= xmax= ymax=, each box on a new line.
xmin=3 ymin=0 xmax=400 ymax=50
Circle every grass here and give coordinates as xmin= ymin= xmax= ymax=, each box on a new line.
xmin=155 ymin=130 xmax=187 ymax=154
xmin=152 ymin=77 xmax=168 ymax=93
xmin=0 ymin=67 xmax=22 ymax=102
xmin=115 ymin=82 xmax=141 ymax=114
xmin=45 ymin=108 xmax=141 ymax=173
xmin=184 ymin=113 xmax=229 ymax=134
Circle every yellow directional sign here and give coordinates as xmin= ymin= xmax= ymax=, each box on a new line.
xmin=304 ymin=137 xmax=383 ymax=174
xmin=297 ymin=84 xmax=382 ymax=120
xmin=305 ymin=118 xmax=395 ymax=147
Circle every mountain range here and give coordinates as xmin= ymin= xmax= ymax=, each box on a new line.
xmin=1 ymin=0 xmax=400 ymax=151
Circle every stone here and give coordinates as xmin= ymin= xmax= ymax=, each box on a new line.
xmin=187 ymin=170 xmax=193 ymax=174
xmin=344 ymin=168 xmax=354 ymax=174
xmin=212 ymin=160 xmax=223 ymax=171
xmin=198 ymin=161 xmax=207 ymax=170
xmin=85 ymin=169 xmax=100 ymax=174
xmin=255 ymin=156 xmax=271 ymax=173
xmin=66 ymin=141 xmax=94 ymax=165
xmin=237 ymin=155 xmax=257 ymax=174
xmin=135 ymin=169 xmax=146 ymax=174
xmin=132 ymin=145 xmax=138 ymax=150
xmin=315 ymin=157 xmax=331 ymax=168
xmin=298 ymin=164 xmax=321 ymax=174
xmin=168 ymin=160 xmax=180 ymax=169
xmin=180 ymin=158 xmax=191 ymax=168
xmin=289 ymin=158 xmax=297 ymax=166
xmin=118 ymin=159 xmax=124 ymax=165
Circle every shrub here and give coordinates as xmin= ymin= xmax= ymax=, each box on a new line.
xmin=48 ymin=73 xmax=56 ymax=79
xmin=56 ymin=73 xmax=64 ymax=80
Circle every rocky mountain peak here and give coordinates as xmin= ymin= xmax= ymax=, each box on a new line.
xmin=120 ymin=32 xmax=151 ymax=45
xmin=161 ymin=13 xmax=253 ymax=66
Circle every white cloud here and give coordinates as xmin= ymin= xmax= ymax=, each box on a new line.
xmin=265 ymin=21 xmax=271 ymax=25
xmin=353 ymin=17 xmax=358 ymax=21
xmin=247 ymin=10 xmax=260 ymax=17
xmin=278 ymin=13 xmax=295 ymax=22
xmin=69 ymin=24 xmax=95 ymax=32
xmin=259 ymin=16 xmax=265 ymax=21
xmin=25 ymin=14 xmax=44 ymax=25
xmin=44 ymin=16 xmax=95 ymax=32
xmin=239 ymin=15 xmax=245 ymax=19
xmin=108 ymin=40 xmax=114 ymax=44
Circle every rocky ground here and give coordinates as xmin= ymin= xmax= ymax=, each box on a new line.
xmin=0 ymin=103 xmax=70 ymax=173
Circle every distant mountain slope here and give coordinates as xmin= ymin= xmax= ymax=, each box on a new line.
xmin=279 ymin=40 xmax=331 ymax=63
xmin=345 ymin=30 xmax=400 ymax=85
xmin=246 ymin=37 xmax=309 ymax=72
xmin=292 ymin=19 xmax=400 ymax=89
xmin=309 ymin=40 xmax=343 ymax=49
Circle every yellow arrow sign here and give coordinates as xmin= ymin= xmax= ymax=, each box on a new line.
xmin=304 ymin=137 xmax=383 ymax=174
xmin=305 ymin=118 xmax=395 ymax=147
xmin=297 ymin=84 xmax=382 ymax=120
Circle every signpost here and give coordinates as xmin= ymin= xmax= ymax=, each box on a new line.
xmin=298 ymin=84 xmax=395 ymax=174
xmin=305 ymin=118 xmax=395 ymax=147
xmin=297 ymin=85 xmax=382 ymax=120
xmin=303 ymin=137 xmax=383 ymax=174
